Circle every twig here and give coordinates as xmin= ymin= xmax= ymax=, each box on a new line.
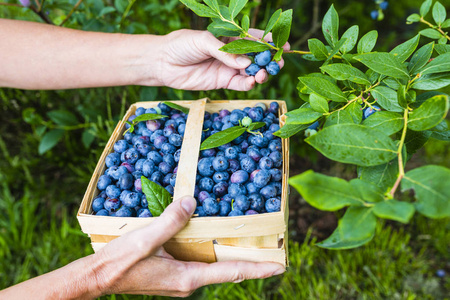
xmin=389 ymin=109 xmax=409 ymax=197
xmin=420 ymin=17 xmax=450 ymax=41
xmin=292 ymin=0 xmax=321 ymax=48
xmin=250 ymin=0 xmax=261 ymax=29
xmin=59 ymin=0 xmax=83 ymax=26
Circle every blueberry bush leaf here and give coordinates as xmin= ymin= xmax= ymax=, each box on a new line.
xmin=322 ymin=4 xmax=339 ymax=47
xmin=200 ymin=126 xmax=246 ymax=150
xmin=141 ymin=176 xmax=172 ymax=217
xmin=373 ymin=200 xmax=415 ymax=223
xmin=220 ymin=39 xmax=270 ymax=54
xmin=38 ymin=129 xmax=65 ymax=155
xmin=407 ymin=95 xmax=449 ymax=131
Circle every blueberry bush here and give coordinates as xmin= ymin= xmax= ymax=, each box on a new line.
xmin=180 ymin=0 xmax=450 ymax=249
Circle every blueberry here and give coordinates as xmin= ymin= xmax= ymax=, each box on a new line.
xmin=308 ymin=121 xmax=320 ymax=130
xmin=138 ymin=209 xmax=153 ymax=218
xmin=154 ymin=135 xmax=168 ymax=149
xmin=95 ymin=209 xmax=109 ymax=216
xmin=232 ymin=133 xmax=246 ymax=145
xmin=247 ymin=147 xmax=262 ymax=162
xmin=104 ymin=198 xmax=121 ymax=212
xmin=260 ymin=147 xmax=271 ymax=157
xmin=178 ymin=123 xmax=186 ymax=135
xmin=213 ymin=171 xmax=230 ymax=183
xmin=198 ymin=191 xmax=211 ymax=204
xmin=106 ymin=185 xmax=121 ymax=199
xmin=198 ymin=157 xmax=215 ymax=177
xmin=97 ymin=175 xmax=112 ymax=191
xmin=126 ymin=115 xmax=137 ymax=128
xmin=159 ymin=161 xmax=173 ymax=175
xmin=265 ymin=61 xmax=280 ymax=75
xmin=136 ymin=143 xmax=151 ymax=156
xmin=268 ymin=102 xmax=279 ymax=114
xmin=259 ymin=156 xmax=274 ymax=170
xmin=240 ymin=140 xmax=249 ymax=152
xmin=161 ymin=143 xmax=176 ymax=154
xmin=245 ymin=63 xmax=261 ymax=76
xmin=174 ymin=149 xmax=181 ymax=162
xmin=228 ymin=159 xmax=240 ymax=173
xmin=165 ymin=184 xmax=174 ymax=195
xmin=224 ymin=147 xmax=238 ymax=160
xmin=270 ymin=168 xmax=283 ymax=182
xmin=379 ymin=1 xmax=388 ymax=10
xmin=147 ymin=151 xmax=163 ymax=164
xmin=163 ymin=125 xmax=177 ymax=137
xmin=228 ymin=210 xmax=244 ymax=216
xmin=121 ymin=162 xmax=135 ymax=173
xmin=145 ymin=107 xmax=158 ymax=114
xmin=370 ymin=10 xmax=379 ymax=20
xmin=118 ymin=173 xmax=134 ymax=190
xmin=135 ymin=122 xmax=147 ymax=135
xmin=158 ymin=102 xmax=171 ymax=113
xmin=163 ymin=154 xmax=175 ymax=168
xmin=203 ymin=198 xmax=220 ymax=216
xmin=212 ymin=156 xmax=229 ymax=172
xmin=212 ymin=121 xmax=223 ymax=131
xmin=233 ymin=195 xmax=250 ymax=211
xmin=213 ymin=181 xmax=228 ymax=197
xmin=150 ymin=170 xmax=164 ymax=184
xmin=363 ymin=105 xmax=381 ymax=119
xmin=201 ymin=149 xmax=217 ymax=158
xmin=240 ymin=156 xmax=257 ymax=173
xmin=230 ymin=170 xmax=249 ymax=184
xmin=268 ymin=139 xmax=282 ymax=152
xmin=265 ymin=197 xmax=281 ymax=212
xmin=169 ymin=173 xmax=177 ymax=187
xmin=119 ymin=190 xmax=132 ymax=202
xmin=253 ymin=170 xmax=271 ymax=188
xmin=222 ymin=194 xmax=233 ymax=203
xmin=120 ymin=148 xmax=140 ymax=165
xmin=92 ymin=197 xmax=105 ymax=212
xmin=269 ymin=151 xmax=283 ymax=168
xmin=260 ymin=184 xmax=277 ymax=200
xmin=219 ymin=109 xmax=230 ymax=118
xmin=115 ymin=206 xmax=133 ymax=217
xmin=146 ymin=120 xmax=161 ymax=132
xmin=248 ymin=193 xmax=265 ymax=212
xmin=169 ymin=134 xmax=183 ymax=147
xmin=195 ymin=206 xmax=207 ymax=217
xmin=142 ymin=159 xmax=155 ymax=177
xmin=269 ymin=123 xmax=280 ymax=132
xmin=246 ymin=182 xmax=260 ymax=195
xmin=114 ymin=140 xmax=129 ymax=153
xmin=150 ymin=130 xmax=163 ymax=143
xmin=218 ymin=201 xmax=231 ymax=216
xmin=255 ymin=50 xmax=272 ymax=67
xmin=105 ymin=153 xmax=121 ymax=168
xmin=228 ymin=183 xmax=247 ymax=197
xmin=162 ymin=173 xmax=173 ymax=186
xmin=141 ymin=194 xmax=148 ymax=207
xmin=135 ymin=107 xmax=146 ymax=116
xmin=124 ymin=131 xmax=134 ymax=142
xmin=250 ymin=135 xmax=269 ymax=148
xmin=436 ymin=269 xmax=446 ymax=278
xmin=199 ymin=177 xmax=214 ymax=192
xmin=245 ymin=210 xmax=259 ymax=215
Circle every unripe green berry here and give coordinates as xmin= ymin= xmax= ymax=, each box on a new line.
xmin=242 ymin=116 xmax=252 ymax=127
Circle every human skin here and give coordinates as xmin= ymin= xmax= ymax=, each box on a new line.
xmin=0 ymin=19 xmax=289 ymax=91
xmin=0 ymin=196 xmax=285 ymax=298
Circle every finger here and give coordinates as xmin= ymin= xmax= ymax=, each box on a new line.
xmin=225 ymin=75 xmax=255 ymax=91
xmin=255 ymin=69 xmax=268 ymax=84
xmin=200 ymin=32 xmax=252 ymax=69
xmin=187 ymin=261 xmax=285 ymax=288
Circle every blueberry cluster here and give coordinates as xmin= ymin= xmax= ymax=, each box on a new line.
xmin=371 ymin=1 xmax=388 ymax=20
xmin=91 ymin=103 xmax=187 ymax=217
xmin=245 ymin=43 xmax=280 ymax=77
xmin=362 ymin=105 xmax=380 ymax=120
xmin=194 ymin=102 xmax=283 ymax=217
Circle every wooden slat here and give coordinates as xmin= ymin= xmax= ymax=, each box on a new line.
xmin=216 ymin=235 xmax=279 ymax=249
xmin=214 ymin=243 xmax=286 ymax=265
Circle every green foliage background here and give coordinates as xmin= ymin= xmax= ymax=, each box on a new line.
xmin=0 ymin=0 xmax=449 ymax=298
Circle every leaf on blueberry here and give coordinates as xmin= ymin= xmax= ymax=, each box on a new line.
xmin=200 ymin=126 xmax=247 ymax=150
xmin=141 ymin=176 xmax=172 ymax=217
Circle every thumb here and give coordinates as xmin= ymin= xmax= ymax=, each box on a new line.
xmin=201 ymin=33 xmax=252 ymax=69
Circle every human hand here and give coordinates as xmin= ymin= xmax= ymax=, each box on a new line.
xmin=150 ymin=29 xmax=290 ymax=91
xmin=90 ymin=196 xmax=285 ymax=297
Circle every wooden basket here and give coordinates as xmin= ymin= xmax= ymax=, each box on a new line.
xmin=77 ymin=98 xmax=289 ymax=266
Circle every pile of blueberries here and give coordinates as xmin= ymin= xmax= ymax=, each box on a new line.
xmin=91 ymin=101 xmax=284 ymax=218
xmin=194 ymin=102 xmax=283 ymax=217
xmin=245 ymin=43 xmax=280 ymax=77
xmin=91 ymin=103 xmax=187 ymax=217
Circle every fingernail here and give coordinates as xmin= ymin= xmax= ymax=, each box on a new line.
xmin=236 ymin=55 xmax=251 ymax=67
xmin=273 ymin=267 xmax=285 ymax=276
xmin=181 ymin=196 xmax=196 ymax=215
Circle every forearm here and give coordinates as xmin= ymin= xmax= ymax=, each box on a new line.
xmin=0 ymin=19 xmax=164 ymax=90
xmin=0 ymin=254 xmax=103 ymax=299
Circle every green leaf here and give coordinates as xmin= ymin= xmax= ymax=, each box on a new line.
xmin=207 ymin=20 xmax=241 ymax=37
xmin=273 ymin=123 xmax=309 ymax=138
xmin=354 ymin=53 xmax=410 ymax=80
xmin=317 ymin=207 xmax=376 ymax=249
xmin=200 ymin=126 xmax=246 ymax=150
xmin=429 ymin=130 xmax=450 ymax=141
xmin=405 ymin=130 xmax=431 ymax=155
xmin=412 ymin=72 xmax=450 ymax=90
xmin=363 ymin=111 xmax=404 ymax=135
xmin=357 ymin=30 xmax=378 ymax=54
xmin=308 ymin=38 xmax=328 ymax=60
xmin=38 ymin=129 xmax=65 ymax=155
xmin=407 ymin=13 xmax=421 ymax=23
xmin=322 ymin=4 xmax=339 ymax=47
xmin=358 ymin=159 xmax=399 ymax=192
xmin=82 ymin=129 xmax=95 ymax=149
xmin=402 ymin=165 xmax=450 ymax=218
xmin=306 ymin=124 xmax=398 ymax=166
xmin=241 ymin=14 xmax=249 ymax=32
xmin=442 ymin=19 xmax=450 ymax=28
xmin=408 ymin=42 xmax=434 ymax=74
xmin=432 ymin=1 xmax=446 ymax=25
xmin=229 ymin=0 xmax=247 ymax=19
xmin=371 ymin=86 xmax=403 ymax=112
xmin=23 ymin=107 xmax=42 ymax=125
xmin=373 ymin=200 xmax=415 ymax=223
xmin=263 ymin=9 xmax=282 ymax=39
xmin=349 ymin=179 xmax=384 ymax=203
xmin=321 ymin=64 xmax=371 ymax=85
xmin=141 ymin=176 xmax=172 ymax=217
xmin=397 ymin=85 xmax=408 ymax=109
xmin=298 ymin=77 xmax=347 ymax=102
xmin=421 ymin=52 xmax=450 ymax=75
xmin=219 ymin=39 xmax=270 ymax=54
xmin=324 ymin=110 xmax=354 ymax=127
xmin=408 ymin=95 xmax=449 ymax=131
xmin=420 ymin=0 xmax=433 ymax=17
xmin=289 ymin=170 xmax=363 ymax=211
xmin=273 ymin=48 xmax=284 ymax=61
xmin=286 ymin=107 xmax=323 ymax=124
xmin=47 ymin=110 xmax=78 ymax=126
xmin=390 ymin=34 xmax=420 ymax=63
xmin=340 ymin=25 xmax=359 ymax=54
xmin=203 ymin=0 xmax=220 ymax=13
xmin=247 ymin=122 xmax=265 ymax=131
xmin=272 ymin=9 xmax=293 ymax=48
xmin=435 ymin=44 xmax=450 ymax=54
xmin=179 ymin=0 xmax=218 ymax=18
xmin=309 ymin=94 xmax=329 ymax=113
xmin=419 ymin=28 xmax=442 ymax=39
xmin=99 ymin=6 xmax=116 ymax=17
xmin=324 ymin=38 xmax=347 ymax=64
xmin=345 ymin=101 xmax=363 ymax=124
xmin=132 ymin=113 xmax=168 ymax=124
xmin=163 ymin=101 xmax=189 ymax=114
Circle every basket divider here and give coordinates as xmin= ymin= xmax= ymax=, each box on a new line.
xmin=173 ymin=98 xmax=208 ymax=200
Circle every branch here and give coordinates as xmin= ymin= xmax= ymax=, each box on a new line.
xmin=389 ymin=109 xmax=409 ymax=197
xmin=292 ymin=0 xmax=321 ymax=48
xmin=250 ymin=0 xmax=261 ymax=29
xmin=59 ymin=0 xmax=83 ymax=26
xmin=420 ymin=17 xmax=450 ymax=41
